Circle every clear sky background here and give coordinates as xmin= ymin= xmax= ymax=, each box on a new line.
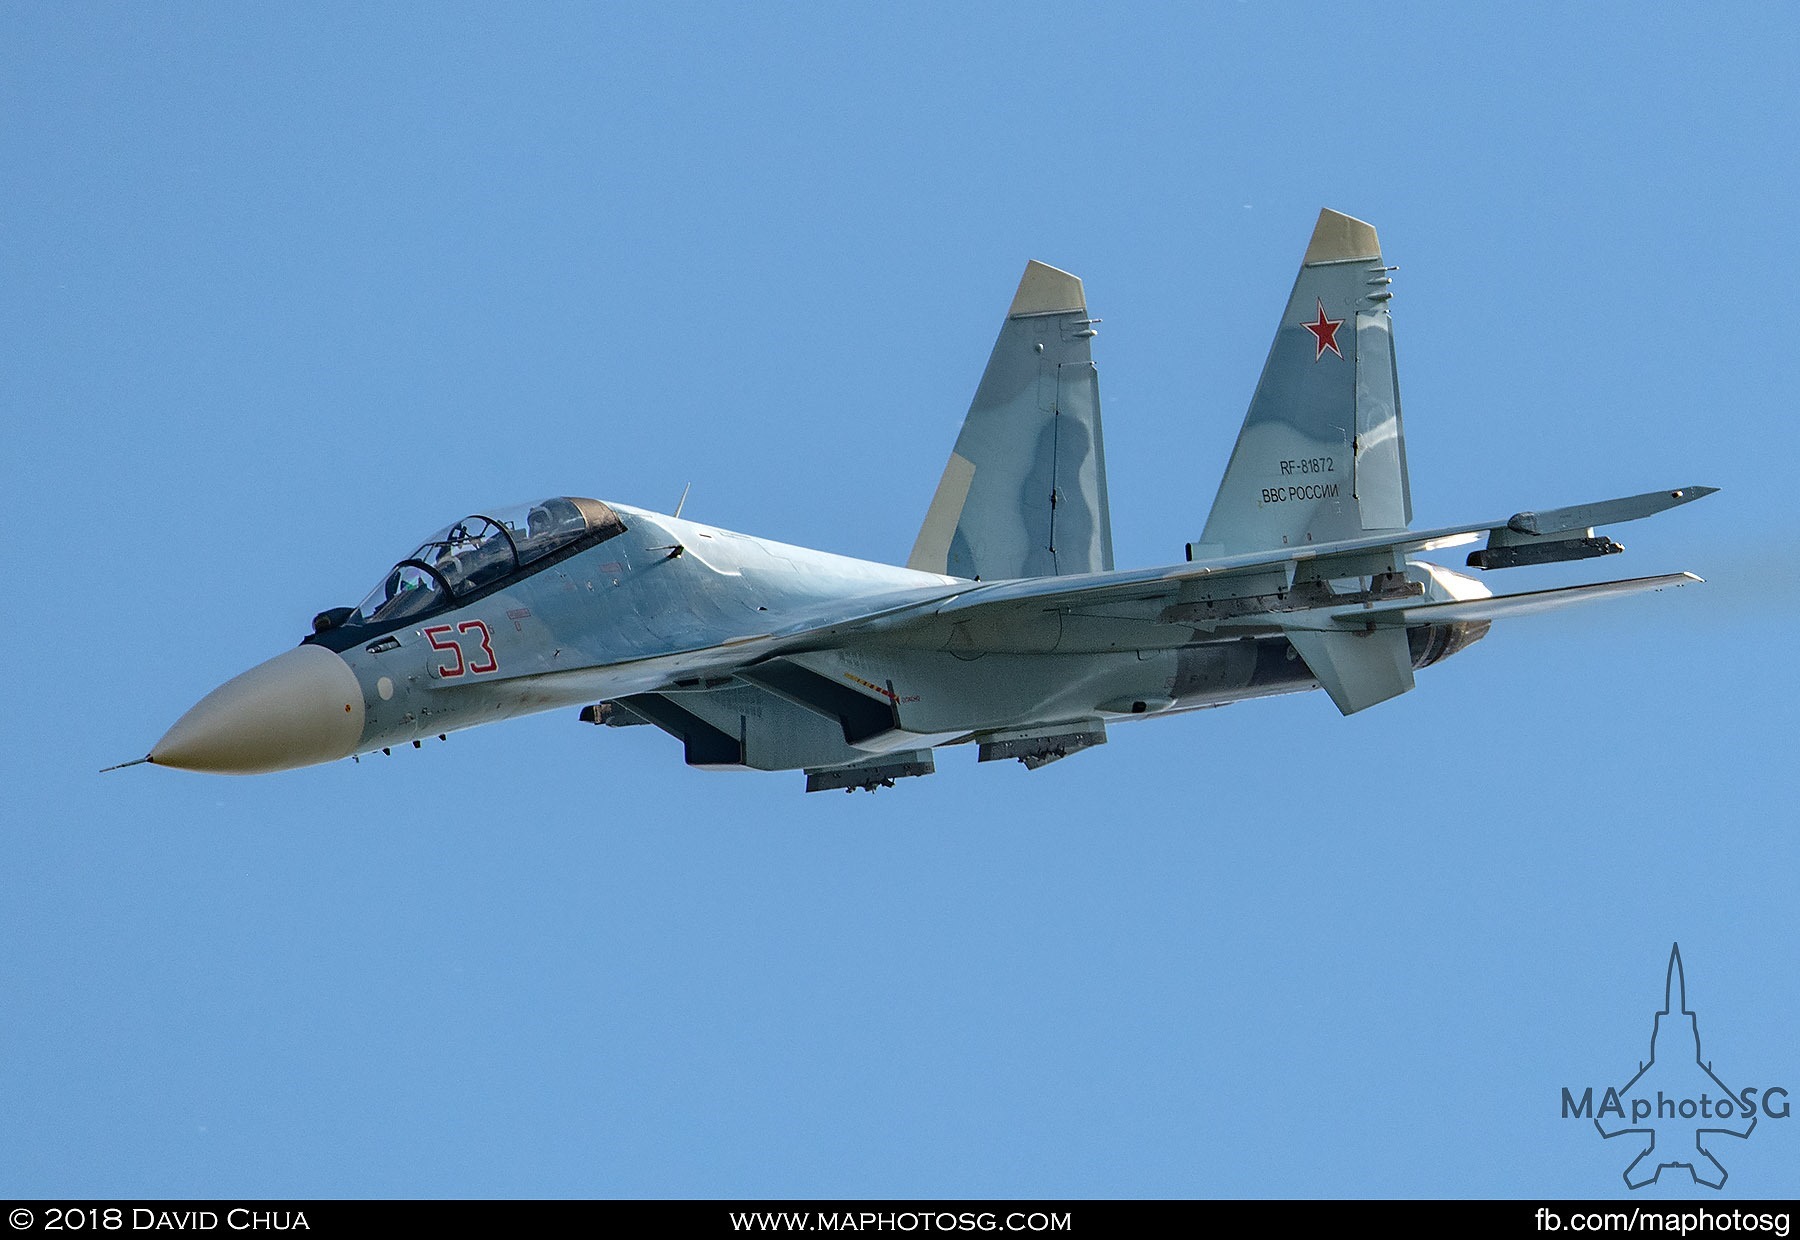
xmin=5 ymin=3 xmax=1796 ymax=1200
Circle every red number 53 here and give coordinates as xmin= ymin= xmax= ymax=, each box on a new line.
xmin=423 ymin=620 xmax=499 ymax=678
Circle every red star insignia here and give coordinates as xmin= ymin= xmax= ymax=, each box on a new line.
xmin=1303 ymin=298 xmax=1344 ymax=361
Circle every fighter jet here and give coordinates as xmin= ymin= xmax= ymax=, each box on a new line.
xmin=121 ymin=209 xmax=1715 ymax=791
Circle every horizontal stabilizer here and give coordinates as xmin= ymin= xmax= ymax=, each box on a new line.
xmin=1285 ymin=626 xmax=1415 ymax=715
xmin=1326 ymin=573 xmax=1701 ymax=628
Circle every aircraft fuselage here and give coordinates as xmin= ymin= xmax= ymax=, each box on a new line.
xmin=149 ymin=502 xmax=1487 ymax=779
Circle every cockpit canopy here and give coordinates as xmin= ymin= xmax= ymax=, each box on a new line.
xmin=351 ymin=496 xmax=625 ymax=627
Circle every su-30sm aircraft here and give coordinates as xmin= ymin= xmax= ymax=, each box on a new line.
xmin=124 ymin=210 xmax=1714 ymax=791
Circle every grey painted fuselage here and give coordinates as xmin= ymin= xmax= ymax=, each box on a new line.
xmin=322 ymin=504 xmax=1479 ymax=771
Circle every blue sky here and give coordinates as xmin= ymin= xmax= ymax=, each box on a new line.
xmin=4 ymin=3 xmax=1796 ymax=1198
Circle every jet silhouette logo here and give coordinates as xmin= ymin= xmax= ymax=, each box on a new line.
xmin=1561 ymin=944 xmax=1790 ymax=1189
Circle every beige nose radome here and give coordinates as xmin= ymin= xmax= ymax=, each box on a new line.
xmin=150 ymin=645 xmax=365 ymax=774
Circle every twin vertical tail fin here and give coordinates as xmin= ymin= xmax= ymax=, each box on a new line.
xmin=908 ymin=261 xmax=1113 ymax=581
xmin=1196 ymin=209 xmax=1412 ymax=559
xmin=1199 ymin=209 xmax=1419 ymax=715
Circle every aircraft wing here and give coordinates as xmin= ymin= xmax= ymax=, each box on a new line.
xmin=502 ymin=484 xmax=1712 ymax=712
xmin=853 ymin=484 xmax=1716 ymax=637
xmin=785 ymin=484 xmax=1712 ymax=718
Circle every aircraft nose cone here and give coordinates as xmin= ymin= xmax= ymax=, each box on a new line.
xmin=151 ymin=645 xmax=365 ymax=774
